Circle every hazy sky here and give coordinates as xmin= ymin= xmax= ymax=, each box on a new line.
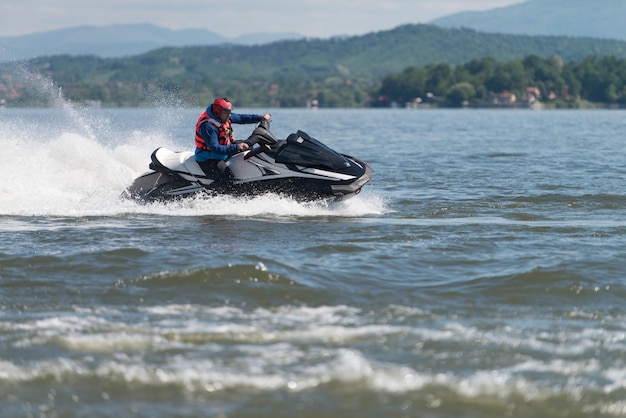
xmin=0 ymin=0 xmax=527 ymax=38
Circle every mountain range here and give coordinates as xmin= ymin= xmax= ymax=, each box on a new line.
xmin=0 ymin=23 xmax=303 ymax=61
xmin=1 ymin=0 xmax=626 ymax=62
xmin=431 ymin=0 xmax=626 ymax=41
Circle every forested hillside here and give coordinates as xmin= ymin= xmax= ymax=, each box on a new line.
xmin=3 ymin=24 xmax=626 ymax=108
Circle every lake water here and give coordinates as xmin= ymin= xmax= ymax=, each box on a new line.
xmin=1 ymin=106 xmax=625 ymax=417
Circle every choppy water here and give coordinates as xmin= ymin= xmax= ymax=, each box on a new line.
xmin=1 ymin=106 xmax=626 ymax=418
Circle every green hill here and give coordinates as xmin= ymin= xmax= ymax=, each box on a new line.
xmin=36 ymin=24 xmax=626 ymax=81
xmin=5 ymin=24 xmax=626 ymax=107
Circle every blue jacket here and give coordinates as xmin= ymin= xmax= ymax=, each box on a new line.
xmin=195 ymin=107 xmax=263 ymax=162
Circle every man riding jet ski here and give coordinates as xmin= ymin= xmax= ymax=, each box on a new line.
xmin=194 ymin=97 xmax=272 ymax=177
xmin=122 ymin=120 xmax=373 ymax=203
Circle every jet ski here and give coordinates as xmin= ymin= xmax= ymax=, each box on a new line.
xmin=122 ymin=121 xmax=373 ymax=203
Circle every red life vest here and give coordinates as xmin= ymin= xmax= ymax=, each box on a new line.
xmin=194 ymin=110 xmax=234 ymax=151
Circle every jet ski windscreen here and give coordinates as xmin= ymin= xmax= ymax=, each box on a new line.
xmin=274 ymin=131 xmax=351 ymax=170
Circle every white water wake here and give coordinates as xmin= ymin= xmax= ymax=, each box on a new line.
xmin=0 ymin=109 xmax=385 ymax=218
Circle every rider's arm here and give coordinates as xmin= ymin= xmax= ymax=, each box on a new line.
xmin=230 ymin=113 xmax=265 ymax=124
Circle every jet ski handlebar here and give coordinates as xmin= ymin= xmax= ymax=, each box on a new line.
xmin=244 ymin=120 xmax=277 ymax=148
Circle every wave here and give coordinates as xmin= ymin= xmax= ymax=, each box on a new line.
xmin=421 ymin=261 xmax=626 ymax=313
xmin=3 ymin=286 xmax=625 ymax=416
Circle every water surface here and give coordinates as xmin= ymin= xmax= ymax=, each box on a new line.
xmin=1 ymin=107 xmax=625 ymax=417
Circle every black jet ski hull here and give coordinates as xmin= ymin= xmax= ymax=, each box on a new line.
xmin=124 ymin=156 xmax=372 ymax=203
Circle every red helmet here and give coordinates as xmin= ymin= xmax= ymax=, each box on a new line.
xmin=212 ymin=97 xmax=232 ymax=114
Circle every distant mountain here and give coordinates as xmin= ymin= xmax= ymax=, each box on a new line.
xmin=231 ymin=32 xmax=304 ymax=46
xmin=431 ymin=0 xmax=626 ymax=41
xmin=0 ymin=23 xmax=304 ymax=61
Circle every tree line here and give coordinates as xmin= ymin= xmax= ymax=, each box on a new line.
xmin=375 ymin=55 xmax=626 ymax=108
xmin=3 ymin=54 xmax=626 ymax=108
